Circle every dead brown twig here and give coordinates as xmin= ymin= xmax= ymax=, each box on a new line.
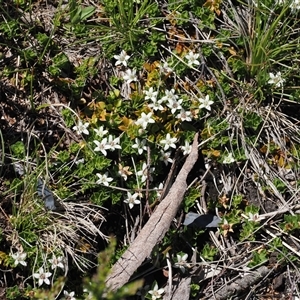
xmin=105 ymin=133 xmax=199 ymax=291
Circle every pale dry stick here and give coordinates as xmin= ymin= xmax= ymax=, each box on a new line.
xmin=105 ymin=133 xmax=199 ymax=290
xmin=165 ymin=252 xmax=173 ymax=297
xmin=264 ymin=228 xmax=300 ymax=259
xmin=212 ymin=266 xmax=271 ymax=300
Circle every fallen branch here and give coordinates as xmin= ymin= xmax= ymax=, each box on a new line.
xmin=105 ymin=133 xmax=199 ymax=291
xmin=213 ymin=266 xmax=270 ymax=300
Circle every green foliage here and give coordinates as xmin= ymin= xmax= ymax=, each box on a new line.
xmin=11 ymin=141 xmax=25 ymax=159
xmin=201 ymin=244 xmax=218 ymax=261
xmin=99 ymin=0 xmax=161 ymax=53
xmin=183 ymin=187 xmax=201 ymax=213
xmin=248 ymin=249 xmax=268 ymax=268
xmin=243 ymin=112 xmax=263 ymax=131
xmin=6 ymin=286 xmax=22 ymax=300
xmin=48 ymin=53 xmax=71 ymax=77
xmin=61 ymin=108 xmax=75 ymax=127
xmin=3 ymin=0 xmax=300 ymax=297
xmin=281 ymin=214 xmax=300 ymax=232
xmin=69 ymin=0 xmax=95 ymax=25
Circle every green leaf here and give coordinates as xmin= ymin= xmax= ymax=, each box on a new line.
xmin=243 ymin=112 xmax=262 ymax=130
xmin=248 ymin=249 xmax=268 ymax=267
xmin=183 ymin=188 xmax=201 ymax=213
xmin=91 ymin=190 xmax=110 ymax=206
xmin=80 ymin=6 xmax=95 ymax=21
xmin=92 ymin=156 xmax=111 ymax=171
xmin=57 ymin=150 xmax=69 ymax=162
xmin=11 ymin=141 xmax=25 ymax=158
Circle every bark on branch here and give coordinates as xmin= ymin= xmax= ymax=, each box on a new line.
xmin=106 ymin=133 xmax=199 ymax=291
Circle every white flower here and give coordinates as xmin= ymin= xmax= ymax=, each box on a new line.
xmin=161 ymin=89 xmax=178 ymax=103
xmin=159 ymin=61 xmax=173 ymax=73
xmin=160 ymin=151 xmax=173 ymax=166
xmin=11 ymin=251 xmax=27 ymax=267
xmin=73 ymin=120 xmax=89 ymax=135
xmin=185 ymin=51 xmax=200 ymax=67
xmin=83 ymin=288 xmax=93 ymax=300
xmin=107 ymin=135 xmax=122 ymax=151
xmin=160 ymin=133 xmax=177 ymax=151
xmin=94 ymin=126 xmax=108 ymax=138
xmin=176 ymin=109 xmax=192 ymax=122
xmin=290 ymin=0 xmax=300 ymax=10
xmin=114 ymin=50 xmax=130 ymax=67
xmin=33 ymin=267 xmax=52 ymax=286
xmin=181 ymin=140 xmax=192 ymax=155
xmin=148 ymin=283 xmax=164 ymax=300
xmin=96 ymin=173 xmax=113 ymax=186
xmin=63 ymin=291 xmax=76 ymax=300
xmin=268 ymin=72 xmax=285 ymax=87
xmin=74 ymin=158 xmax=85 ymax=165
xmin=167 ymin=98 xmax=183 ymax=114
xmin=198 ymin=95 xmax=214 ymax=111
xmin=132 ymin=138 xmax=147 ymax=155
xmin=136 ymin=162 xmax=154 ymax=183
xmin=94 ymin=138 xmax=110 ymax=156
xmin=248 ymin=212 xmax=261 ymax=222
xmin=48 ymin=255 xmax=64 ymax=270
xmin=223 ymin=153 xmax=235 ymax=164
xmin=136 ymin=112 xmax=155 ymax=129
xmin=174 ymin=253 xmax=190 ymax=273
xmin=155 ymin=182 xmax=164 ymax=199
xmin=123 ymin=69 xmax=137 ymax=84
xmin=148 ymin=99 xmax=164 ymax=111
xmin=144 ymin=87 xmax=158 ymax=102
xmin=124 ymin=192 xmax=140 ymax=209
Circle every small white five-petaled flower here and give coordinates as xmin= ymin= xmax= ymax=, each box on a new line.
xmin=132 ymin=138 xmax=147 ymax=155
xmin=33 ymin=267 xmax=52 ymax=286
xmin=176 ymin=109 xmax=192 ymax=122
xmin=136 ymin=162 xmax=154 ymax=183
xmin=114 ymin=50 xmax=130 ymax=67
xmin=148 ymin=283 xmax=164 ymax=300
xmin=198 ymin=95 xmax=214 ymax=111
xmin=123 ymin=69 xmax=138 ymax=84
xmin=289 ymin=0 xmax=300 ymax=10
xmin=11 ymin=251 xmax=27 ymax=267
xmin=94 ymin=138 xmax=110 ymax=156
xmin=136 ymin=112 xmax=155 ymax=129
xmin=185 ymin=51 xmax=200 ymax=67
xmin=248 ymin=212 xmax=261 ymax=222
xmin=124 ymin=192 xmax=140 ymax=209
xmin=160 ymin=133 xmax=177 ymax=151
xmin=159 ymin=61 xmax=173 ymax=73
xmin=96 ymin=173 xmax=113 ymax=186
xmin=223 ymin=153 xmax=235 ymax=164
xmin=73 ymin=120 xmax=89 ymax=135
xmin=161 ymin=89 xmax=178 ymax=103
xmin=160 ymin=151 xmax=173 ymax=166
xmin=94 ymin=126 xmax=108 ymax=138
xmin=181 ymin=140 xmax=192 ymax=155
xmin=144 ymin=87 xmax=158 ymax=102
xmin=174 ymin=253 xmax=190 ymax=273
xmin=48 ymin=255 xmax=64 ymax=270
xmin=167 ymin=98 xmax=183 ymax=114
xmin=107 ymin=135 xmax=122 ymax=151
xmin=63 ymin=290 xmax=76 ymax=300
xmin=268 ymin=72 xmax=285 ymax=88
xmin=148 ymin=99 xmax=164 ymax=111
